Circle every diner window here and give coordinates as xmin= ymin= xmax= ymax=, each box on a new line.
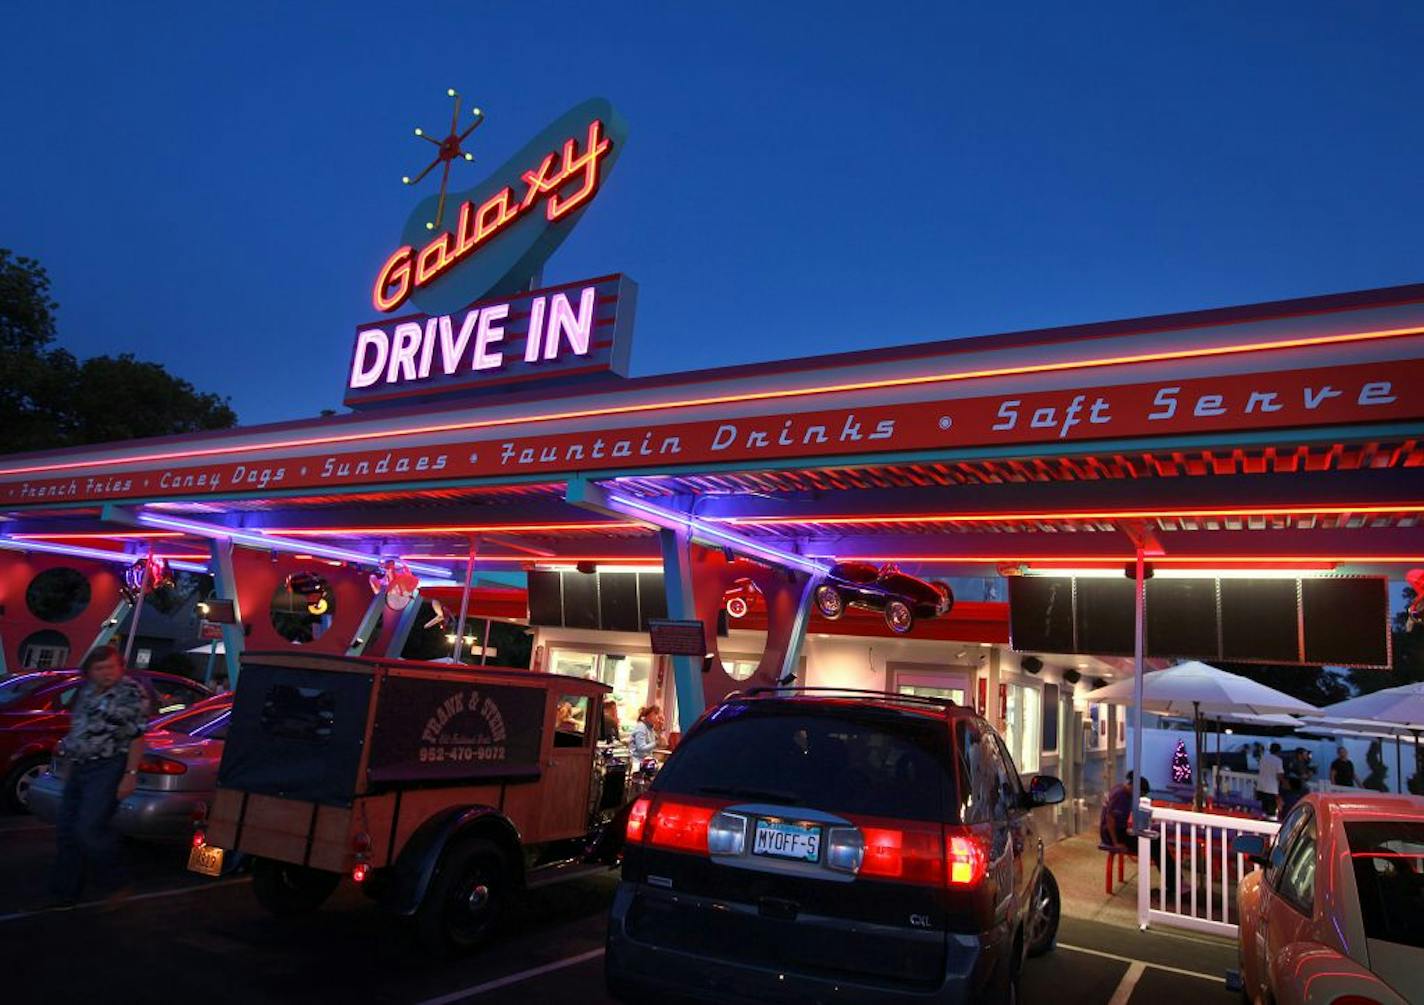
xmin=1003 ymin=681 xmax=1041 ymax=774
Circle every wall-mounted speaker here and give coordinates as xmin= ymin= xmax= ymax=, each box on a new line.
xmin=1020 ymin=656 xmax=1043 ymax=675
xmin=1062 ymin=668 xmax=1082 ymax=685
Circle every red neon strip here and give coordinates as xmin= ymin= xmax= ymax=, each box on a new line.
xmin=10 ymin=531 xmax=185 ymax=540
xmin=721 ymin=502 xmax=1424 ymax=526
xmin=261 ymin=521 xmax=646 ymax=536
xmin=5 ymin=325 xmax=1422 ymax=478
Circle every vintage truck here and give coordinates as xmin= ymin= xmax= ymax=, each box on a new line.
xmin=192 ymin=652 xmax=632 ymax=953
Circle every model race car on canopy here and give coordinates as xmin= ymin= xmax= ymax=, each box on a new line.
xmin=813 ymin=562 xmax=953 ymax=634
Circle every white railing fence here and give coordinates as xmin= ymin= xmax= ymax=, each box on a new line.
xmin=1137 ymin=798 xmax=1280 ymax=938
xmin=1211 ymin=768 xmax=1257 ymax=801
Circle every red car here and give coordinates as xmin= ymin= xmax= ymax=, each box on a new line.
xmin=0 ymin=669 xmax=214 ymax=811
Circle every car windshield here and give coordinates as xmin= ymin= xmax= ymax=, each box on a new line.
xmin=1345 ymin=819 xmax=1424 ymax=949
xmin=0 ymin=674 xmax=61 ymax=708
xmin=654 ymin=701 xmax=953 ymax=822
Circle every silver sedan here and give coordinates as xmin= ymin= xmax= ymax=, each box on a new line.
xmin=29 ymin=695 xmax=231 ymax=842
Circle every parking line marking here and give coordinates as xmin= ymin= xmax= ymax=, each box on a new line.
xmin=0 ymin=877 xmax=248 ymax=924
xmin=1058 ymin=942 xmax=1221 ymax=983
xmin=414 ymin=947 xmax=605 ymax=1005
xmin=1106 ymin=960 xmax=1145 ymax=1005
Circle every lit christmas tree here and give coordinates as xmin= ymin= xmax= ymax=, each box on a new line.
xmin=1170 ymin=739 xmax=1192 ymax=785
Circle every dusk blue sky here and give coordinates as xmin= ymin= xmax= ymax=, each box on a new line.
xmin=3 ymin=3 xmax=1422 ymax=426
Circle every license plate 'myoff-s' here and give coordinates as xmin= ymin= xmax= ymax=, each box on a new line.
xmin=752 ymin=820 xmax=822 ymax=862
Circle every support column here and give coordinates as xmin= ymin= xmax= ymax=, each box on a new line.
xmin=346 ymin=590 xmax=389 ymax=657
xmin=659 ymin=528 xmax=706 ymax=730
xmin=451 ymin=537 xmax=479 ymax=664
xmin=209 ymin=539 xmax=245 ymax=686
xmin=86 ymin=599 xmax=133 ymax=658
xmin=385 ymin=589 xmax=424 ymax=659
xmin=773 ymin=576 xmax=817 ymax=686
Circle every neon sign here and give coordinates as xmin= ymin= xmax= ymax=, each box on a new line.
xmin=373 ymin=98 xmax=628 ymax=317
xmin=345 ymin=274 xmax=637 ymax=408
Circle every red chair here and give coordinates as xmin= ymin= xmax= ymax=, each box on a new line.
xmin=1099 ymin=842 xmax=1136 ymax=894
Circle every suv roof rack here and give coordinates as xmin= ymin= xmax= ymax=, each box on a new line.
xmin=727 ymin=685 xmax=961 ymax=713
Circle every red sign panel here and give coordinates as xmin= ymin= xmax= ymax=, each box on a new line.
xmin=4 ymin=359 xmax=1420 ymax=506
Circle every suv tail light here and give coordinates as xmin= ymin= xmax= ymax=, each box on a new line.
xmin=947 ymin=830 xmax=988 ymax=886
xmin=844 ymin=818 xmax=988 ymax=888
xmin=138 ymin=755 xmax=187 ymax=775
xmin=624 ymin=795 xmax=720 ymax=854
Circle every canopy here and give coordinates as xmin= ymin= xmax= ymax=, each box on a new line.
xmin=1082 ymin=660 xmax=1317 ymax=717
xmin=1313 ymin=683 xmax=1424 ymax=731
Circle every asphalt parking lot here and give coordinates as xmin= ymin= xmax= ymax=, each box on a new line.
xmin=0 ymin=814 xmax=1238 ymax=1005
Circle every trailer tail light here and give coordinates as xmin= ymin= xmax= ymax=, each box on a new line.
xmin=352 ymin=863 xmax=370 ymax=883
xmin=947 ymin=831 xmax=988 ymax=887
xmin=352 ymin=832 xmax=372 ymax=854
xmin=138 ymin=755 xmax=187 ymax=775
xmin=626 ymin=796 xmax=652 ymax=843
xmin=192 ymin=830 xmax=207 ymax=849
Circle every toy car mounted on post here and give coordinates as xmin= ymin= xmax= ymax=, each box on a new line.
xmin=190 ymin=652 xmax=631 ymax=955
xmin=813 ymin=562 xmax=953 ymax=634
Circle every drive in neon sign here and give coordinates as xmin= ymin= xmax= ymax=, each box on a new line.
xmin=374 ymin=119 xmax=613 ymax=313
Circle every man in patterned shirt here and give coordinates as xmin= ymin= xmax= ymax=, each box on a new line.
xmin=49 ymin=645 xmax=147 ymax=906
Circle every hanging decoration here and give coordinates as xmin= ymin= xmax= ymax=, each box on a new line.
xmin=1406 ymin=568 xmax=1424 ymax=631
xmin=285 ymin=571 xmax=331 ymax=617
xmin=370 ymin=559 xmax=420 ymax=612
xmin=1170 ymin=738 xmax=1193 ymax=785
xmin=423 ymin=598 xmax=453 ymax=631
xmin=122 ymin=555 xmax=175 ymax=602
xmin=723 ymin=578 xmax=762 ymax=620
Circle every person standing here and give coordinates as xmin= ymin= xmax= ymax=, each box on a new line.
xmin=629 ymin=705 xmax=664 ymax=761
xmin=49 ymin=646 xmax=147 ymax=907
xmin=1329 ymin=746 xmax=1357 ymax=788
xmin=1256 ymin=742 xmax=1285 ymax=818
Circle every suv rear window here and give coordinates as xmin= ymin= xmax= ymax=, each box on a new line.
xmin=1346 ymin=820 xmax=1424 ymax=949
xmin=654 ymin=700 xmax=954 ymax=823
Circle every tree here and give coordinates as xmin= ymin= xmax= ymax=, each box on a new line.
xmin=1170 ymin=738 xmax=1192 ymax=784
xmin=0 ymin=249 xmax=237 ymax=455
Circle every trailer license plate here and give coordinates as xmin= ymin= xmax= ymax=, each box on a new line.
xmin=187 ymin=844 xmax=225 ymax=877
xmin=752 ymin=820 xmax=821 ymax=862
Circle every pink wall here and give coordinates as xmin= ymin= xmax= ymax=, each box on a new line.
xmin=0 ymin=553 xmax=126 ymax=672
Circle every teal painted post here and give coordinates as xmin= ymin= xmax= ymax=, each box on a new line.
xmin=209 ymin=540 xmax=245 ymax=687
xmin=86 ymin=599 xmax=134 ymax=659
xmin=659 ymin=529 xmax=706 ymax=729
xmin=204 ymin=640 xmax=218 ymax=685
xmin=777 ymin=578 xmax=818 ymax=686
xmin=385 ymin=590 xmax=424 ymax=659
xmin=347 ymin=590 xmax=389 ymax=657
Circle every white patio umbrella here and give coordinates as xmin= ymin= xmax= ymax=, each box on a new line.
xmin=1084 ymin=661 xmax=1318 ymax=807
xmin=1311 ymin=683 xmax=1424 ymax=795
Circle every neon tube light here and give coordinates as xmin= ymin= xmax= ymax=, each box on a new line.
xmin=10 ymin=531 xmax=185 ymax=540
xmin=600 ymin=491 xmax=832 ymax=577
xmin=0 ymin=536 xmax=208 ymax=573
xmin=402 ymin=554 xmax=661 ymax=563
xmin=259 ymin=521 xmax=644 ymax=537
xmin=722 ymin=502 xmax=1424 ymax=526
xmin=5 ymin=324 xmax=1422 ymax=478
xmin=129 ymin=512 xmax=457 ymax=582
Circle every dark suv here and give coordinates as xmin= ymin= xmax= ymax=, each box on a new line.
xmin=606 ymin=689 xmax=1064 ymax=1003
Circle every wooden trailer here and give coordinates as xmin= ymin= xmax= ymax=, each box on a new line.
xmin=194 ymin=652 xmax=627 ymax=953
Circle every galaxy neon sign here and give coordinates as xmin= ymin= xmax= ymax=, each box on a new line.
xmin=374 ymin=119 xmax=612 ymax=313
xmin=374 ymin=98 xmax=629 ymax=317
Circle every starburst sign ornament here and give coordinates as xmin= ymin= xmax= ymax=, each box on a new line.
xmin=403 ymin=88 xmax=485 ymax=232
